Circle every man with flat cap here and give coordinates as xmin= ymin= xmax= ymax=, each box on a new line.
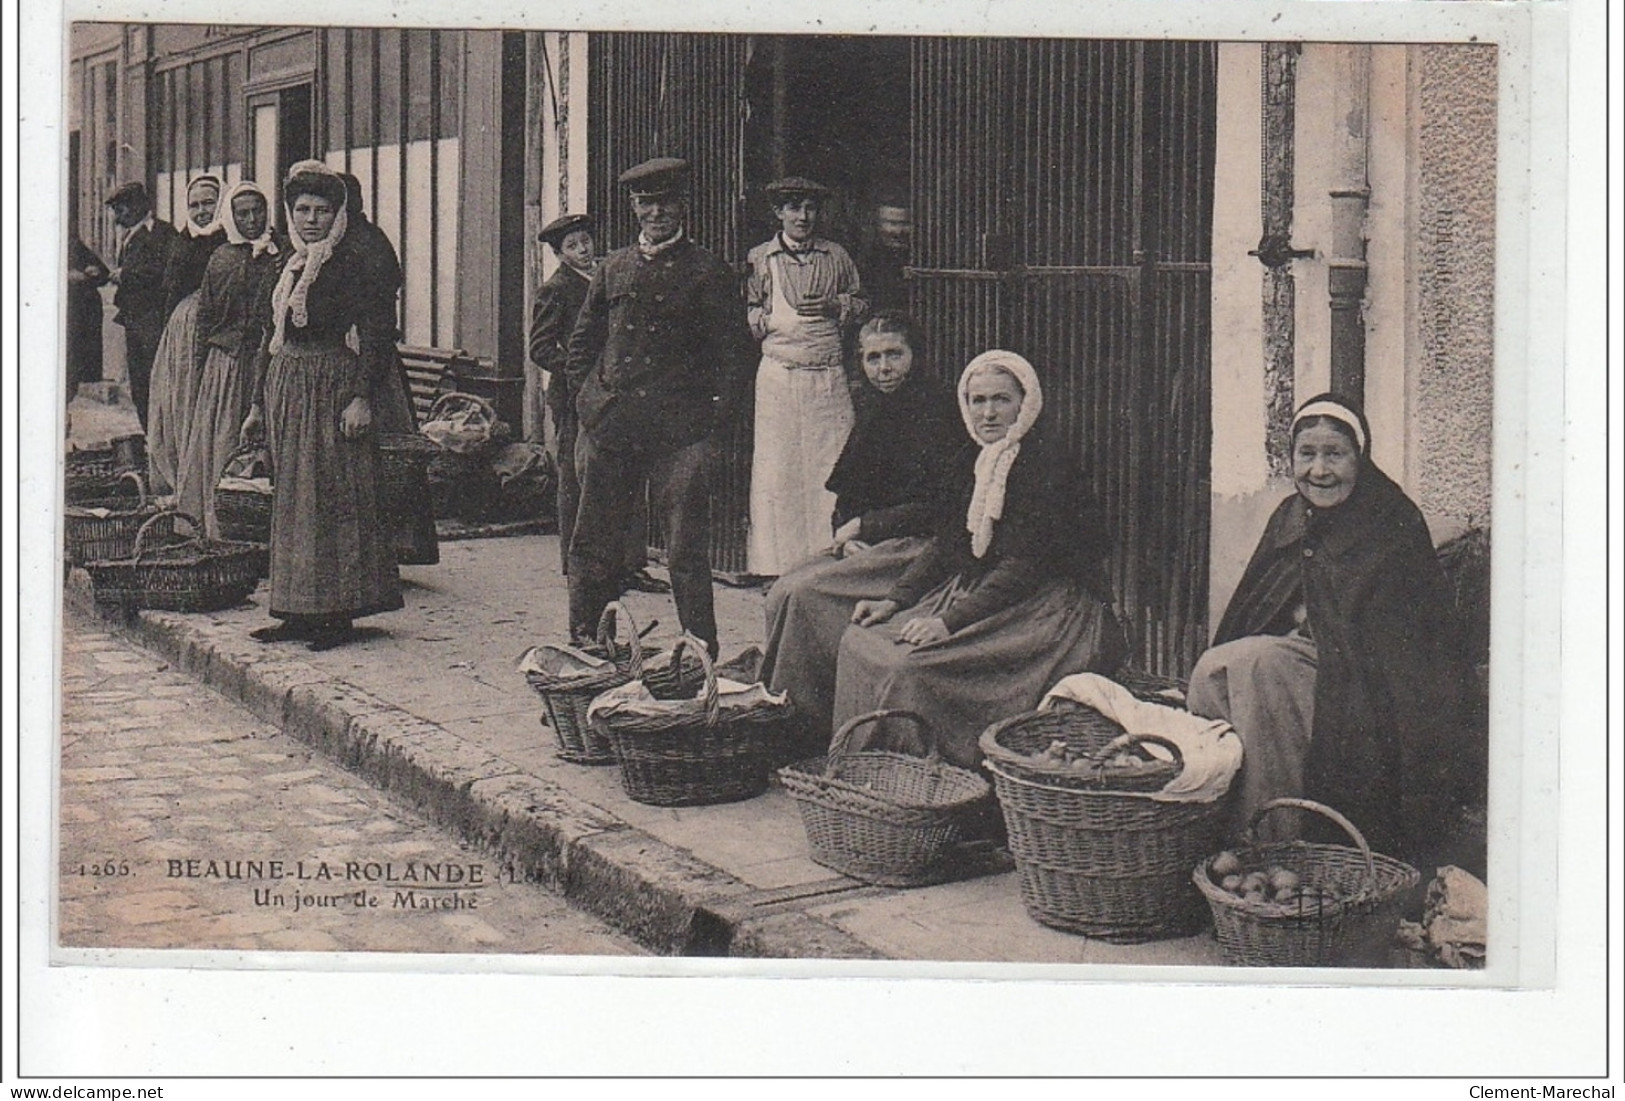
xmin=105 ymin=181 xmax=178 ymax=431
xmin=530 ymin=212 xmax=667 ymax=593
xmin=564 ymin=157 xmax=754 ymax=656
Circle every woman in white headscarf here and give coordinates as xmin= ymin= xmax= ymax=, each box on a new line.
xmin=240 ymin=161 xmax=402 ymax=651
xmin=173 ymin=179 xmax=283 ymax=537
xmin=829 ymin=350 xmax=1124 ymax=767
xmin=146 ymin=174 xmax=224 ymax=494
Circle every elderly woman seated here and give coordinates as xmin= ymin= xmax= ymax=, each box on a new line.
xmin=827 ymin=349 xmax=1124 ymax=768
xmin=1187 ymin=394 xmax=1481 ymax=871
xmin=760 ymin=311 xmax=961 ymax=749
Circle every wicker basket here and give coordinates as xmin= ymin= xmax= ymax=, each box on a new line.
xmin=779 ymin=709 xmax=992 ymax=887
xmin=598 ymin=634 xmax=786 ymax=807
xmin=520 ymin=601 xmax=644 ymax=764
xmin=981 ymin=701 xmax=1182 ymax=793
xmin=64 ymin=472 xmax=167 ymax=567
xmin=66 ymin=448 xmax=141 ymax=504
xmin=214 ymin=444 xmax=274 ymax=545
xmin=378 ymin=432 xmax=443 ymax=509
xmin=83 ymin=511 xmax=265 ymax=613
xmin=1194 ymin=798 xmax=1421 ymax=967
xmin=981 ymin=707 xmax=1228 ymax=942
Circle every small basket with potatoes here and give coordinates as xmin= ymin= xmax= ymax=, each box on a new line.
xmin=1194 ymin=797 xmax=1420 ymax=967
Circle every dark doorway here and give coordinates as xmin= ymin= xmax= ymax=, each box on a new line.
xmin=277 ymin=83 xmax=313 ymax=187
xmin=743 ymin=36 xmax=910 ymax=251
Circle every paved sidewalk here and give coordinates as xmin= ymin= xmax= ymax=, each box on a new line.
xmin=59 ymin=620 xmax=645 ymax=956
xmin=64 ymin=531 xmax=1227 ymax=965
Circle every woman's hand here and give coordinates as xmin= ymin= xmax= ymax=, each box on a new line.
xmin=898 ymin=616 xmax=951 ymax=647
xmin=851 ymin=598 xmax=900 ymax=627
xmin=340 ymin=395 xmax=372 ymax=440
xmin=240 ymin=404 xmax=264 ymax=443
xmin=830 ymin=517 xmax=865 ymax=556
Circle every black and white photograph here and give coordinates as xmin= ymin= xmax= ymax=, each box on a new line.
xmin=11 ymin=0 xmax=1613 ymax=1083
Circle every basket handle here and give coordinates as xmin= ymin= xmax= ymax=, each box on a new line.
xmin=425 ymin=390 xmax=498 ymax=426
xmin=667 ymin=634 xmax=720 ymax=728
xmin=596 ymin=600 xmax=645 ymax=678
xmin=132 ymin=510 xmax=203 ymax=562
xmin=1089 ymin=731 xmax=1185 ymax=772
xmin=219 ymin=441 xmax=269 ymax=480
xmin=1247 ymin=797 xmax=1378 ymax=890
xmin=826 ymin=709 xmax=934 ymax=777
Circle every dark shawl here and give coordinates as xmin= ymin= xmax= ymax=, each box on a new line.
xmin=162 ymin=229 xmax=228 ymax=317
xmin=1214 ymin=462 xmax=1472 ymax=862
xmin=196 ymin=237 xmax=285 ymax=369
xmin=886 ymin=427 xmax=1110 ymax=633
xmin=825 ymin=372 xmax=961 ymax=542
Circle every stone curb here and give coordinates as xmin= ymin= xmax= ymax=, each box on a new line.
xmin=63 ymin=571 xmax=881 ymax=959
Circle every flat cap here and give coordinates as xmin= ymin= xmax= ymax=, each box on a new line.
xmin=105 ymin=181 xmax=151 ymax=209
xmin=765 ymin=176 xmax=830 ymax=200
xmin=538 ymin=212 xmax=594 ymax=247
xmin=619 ymin=156 xmax=689 ymax=197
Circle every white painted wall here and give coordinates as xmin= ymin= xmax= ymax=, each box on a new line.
xmin=1208 ymin=42 xmax=1291 ymax=630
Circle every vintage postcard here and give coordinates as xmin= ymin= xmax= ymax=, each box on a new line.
xmin=13 ymin=0 xmax=1607 ymax=1080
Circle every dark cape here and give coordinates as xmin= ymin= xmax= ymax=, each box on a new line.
xmin=1213 ymin=462 xmax=1475 ymax=863
xmin=824 ymin=372 xmax=962 ymax=542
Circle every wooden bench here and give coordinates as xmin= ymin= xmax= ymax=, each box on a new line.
xmin=397 ymin=344 xmax=480 ymax=426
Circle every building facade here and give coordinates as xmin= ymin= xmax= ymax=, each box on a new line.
xmin=68 ymin=25 xmax=1497 ymax=677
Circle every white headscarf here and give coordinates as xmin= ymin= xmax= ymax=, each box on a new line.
xmin=958 ymin=350 xmax=1044 ymax=558
xmin=268 ymin=160 xmax=349 ymax=355
xmin=218 ymin=180 xmax=279 ymax=258
xmin=180 ymin=175 xmax=224 ymax=238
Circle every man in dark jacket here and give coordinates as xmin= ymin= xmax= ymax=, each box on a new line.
xmin=106 ymin=182 xmax=177 ymax=430
xmin=529 ymin=213 xmax=667 ymax=593
xmin=563 ymin=158 xmax=754 ymax=655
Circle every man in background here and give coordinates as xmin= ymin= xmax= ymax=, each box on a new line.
xmin=855 ymin=198 xmax=913 ymax=316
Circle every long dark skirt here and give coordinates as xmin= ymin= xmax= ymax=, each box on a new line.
xmin=760 ymin=535 xmax=931 ymax=742
xmin=831 ymin=574 xmax=1124 ymax=768
xmin=264 ymin=341 xmax=402 ymax=620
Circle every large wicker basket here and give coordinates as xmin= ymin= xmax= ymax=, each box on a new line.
xmin=64 ymin=471 xmax=167 ymax=567
xmin=1194 ymin=798 xmax=1421 ymax=967
xmin=83 ymin=511 xmax=265 ymax=613
xmin=981 ymin=707 xmax=1227 ymax=942
xmin=598 ymin=635 xmax=787 ymax=807
xmin=520 ymin=601 xmax=644 ymax=764
xmin=780 ymin=710 xmax=992 ymax=887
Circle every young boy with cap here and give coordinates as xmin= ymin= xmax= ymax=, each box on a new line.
xmin=529 ymin=213 xmax=667 ymax=593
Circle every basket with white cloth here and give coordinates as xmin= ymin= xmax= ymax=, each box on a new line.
xmin=517 ymin=601 xmax=646 ymax=764
xmin=589 ymin=634 xmax=791 ymax=806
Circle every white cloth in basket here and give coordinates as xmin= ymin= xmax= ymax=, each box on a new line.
xmin=516 ymin=644 xmax=617 ymax=680
xmin=1040 ymin=673 xmax=1243 ymax=803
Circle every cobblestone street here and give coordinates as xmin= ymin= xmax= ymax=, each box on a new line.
xmin=57 ymin=615 xmax=645 ymax=957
